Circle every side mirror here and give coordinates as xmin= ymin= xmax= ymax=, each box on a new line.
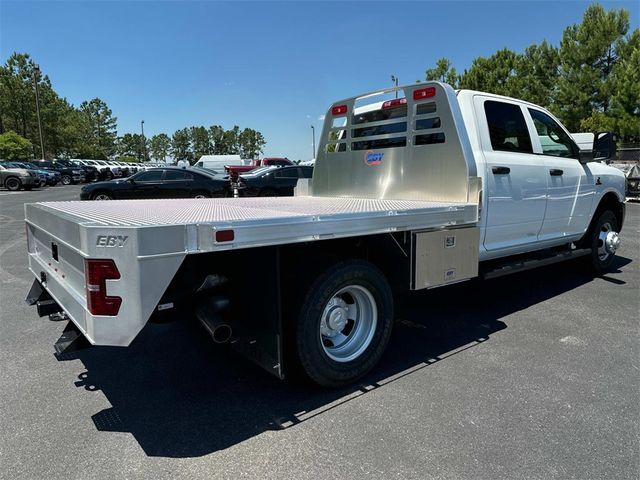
xmin=593 ymin=132 xmax=617 ymax=163
xmin=578 ymin=150 xmax=595 ymax=164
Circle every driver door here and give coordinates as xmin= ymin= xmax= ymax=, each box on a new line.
xmin=526 ymin=108 xmax=595 ymax=240
xmin=120 ymin=170 xmax=163 ymax=199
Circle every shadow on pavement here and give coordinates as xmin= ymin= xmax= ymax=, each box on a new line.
xmin=61 ymin=255 xmax=631 ymax=457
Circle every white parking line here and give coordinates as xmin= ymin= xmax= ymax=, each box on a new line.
xmin=0 ymin=191 xmax=28 ymax=196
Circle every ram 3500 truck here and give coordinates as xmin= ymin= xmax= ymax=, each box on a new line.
xmin=24 ymin=82 xmax=625 ymax=387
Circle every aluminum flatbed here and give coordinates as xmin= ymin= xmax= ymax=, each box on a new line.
xmin=26 ymin=196 xmax=478 ymax=255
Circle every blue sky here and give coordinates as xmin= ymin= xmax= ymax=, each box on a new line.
xmin=1 ymin=1 xmax=638 ymax=160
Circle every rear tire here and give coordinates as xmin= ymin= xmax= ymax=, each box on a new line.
xmin=4 ymin=177 xmax=22 ymax=191
xmin=294 ymin=260 xmax=394 ymax=388
xmin=192 ymin=191 xmax=210 ymax=199
xmin=586 ymin=210 xmax=619 ymax=273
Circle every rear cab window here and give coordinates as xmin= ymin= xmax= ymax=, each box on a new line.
xmin=483 ymin=100 xmax=533 ymax=154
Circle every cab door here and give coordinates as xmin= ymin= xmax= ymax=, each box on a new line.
xmin=474 ymin=97 xmax=549 ymax=252
xmin=526 ymin=108 xmax=595 ymax=241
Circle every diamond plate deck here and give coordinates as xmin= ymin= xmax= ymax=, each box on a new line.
xmin=34 ymin=197 xmax=473 ymax=227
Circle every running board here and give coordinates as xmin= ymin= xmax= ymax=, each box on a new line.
xmin=481 ymin=248 xmax=591 ymax=280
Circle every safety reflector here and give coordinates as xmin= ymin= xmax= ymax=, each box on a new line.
xmin=215 ymin=229 xmax=235 ymax=242
xmin=84 ymin=259 xmax=122 ymax=316
xmin=382 ymin=98 xmax=407 ymax=109
xmin=331 ymin=105 xmax=348 ymax=116
xmin=413 ymin=87 xmax=436 ymax=100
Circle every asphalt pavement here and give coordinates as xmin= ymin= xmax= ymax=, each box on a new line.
xmin=1 ymin=186 xmax=638 ymax=480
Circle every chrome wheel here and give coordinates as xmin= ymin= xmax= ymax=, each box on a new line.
xmin=194 ymin=194 xmax=207 ymax=199
xmin=597 ymin=221 xmax=620 ymax=261
xmin=320 ymin=285 xmax=377 ymax=363
xmin=61 ymin=175 xmax=72 ymax=185
xmin=93 ymin=193 xmax=111 ymax=200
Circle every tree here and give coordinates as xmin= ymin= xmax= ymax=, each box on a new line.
xmin=511 ymin=41 xmax=560 ymax=108
xmin=190 ymin=126 xmax=212 ymax=160
xmin=116 ymin=133 xmax=147 ymax=161
xmin=238 ymin=128 xmax=266 ymax=158
xmin=425 ymin=58 xmax=459 ymax=87
xmin=78 ymin=98 xmax=117 ymax=159
xmin=171 ymin=128 xmax=192 ymax=162
xmin=0 ymin=130 xmax=32 ymax=160
xmin=459 ymin=48 xmax=520 ymax=97
xmin=554 ymin=4 xmax=630 ymax=131
xmin=222 ymin=126 xmax=241 ymax=154
xmin=208 ymin=125 xmax=225 ymax=154
xmin=150 ymin=133 xmax=171 ymax=161
xmin=607 ymin=29 xmax=640 ymax=141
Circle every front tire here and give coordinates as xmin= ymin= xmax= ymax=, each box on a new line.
xmin=587 ymin=210 xmax=620 ymax=273
xmin=192 ymin=191 xmax=210 ymax=199
xmin=4 ymin=177 xmax=22 ymax=191
xmin=91 ymin=191 xmax=113 ymax=200
xmin=294 ymin=260 xmax=394 ymax=387
xmin=61 ymin=174 xmax=72 ymax=185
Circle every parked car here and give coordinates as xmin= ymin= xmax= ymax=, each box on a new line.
xmin=5 ymin=161 xmax=54 ymax=186
xmin=33 ymin=160 xmax=84 ymax=185
xmin=17 ymin=162 xmax=61 ymax=186
xmin=237 ymin=165 xmax=313 ymax=197
xmin=0 ymin=163 xmax=39 ymax=190
xmin=63 ymin=159 xmax=97 ymax=182
xmin=226 ymin=157 xmax=293 ymax=181
xmin=80 ymin=166 xmax=231 ymax=200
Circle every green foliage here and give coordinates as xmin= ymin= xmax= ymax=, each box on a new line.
xmin=149 ymin=133 xmax=171 ymax=161
xmin=116 ymin=133 xmax=148 ymax=161
xmin=238 ymin=128 xmax=266 ymax=158
xmin=425 ymin=58 xmax=459 ymax=87
xmin=423 ymin=3 xmax=638 ymax=141
xmin=0 ymin=130 xmax=32 ymax=160
xmin=118 ymin=156 xmax=138 ymax=163
xmin=78 ymin=98 xmax=118 ymax=159
xmin=555 ymin=4 xmax=630 ymax=131
xmin=171 ymin=128 xmax=193 ymax=162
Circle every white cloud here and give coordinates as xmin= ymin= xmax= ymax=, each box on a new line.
xmin=318 ymin=114 xmax=325 ymax=121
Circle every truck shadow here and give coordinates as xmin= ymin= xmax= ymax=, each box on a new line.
xmin=64 ymin=256 xmax=630 ymax=457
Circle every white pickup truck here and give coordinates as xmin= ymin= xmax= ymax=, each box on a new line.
xmin=25 ymin=82 xmax=625 ymax=387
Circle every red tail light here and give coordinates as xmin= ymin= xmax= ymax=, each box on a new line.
xmin=215 ymin=229 xmax=235 ymax=243
xmin=382 ymin=98 xmax=407 ymax=109
xmin=413 ymin=87 xmax=436 ymax=100
xmin=331 ymin=105 xmax=348 ymax=116
xmin=84 ymin=259 xmax=122 ymax=316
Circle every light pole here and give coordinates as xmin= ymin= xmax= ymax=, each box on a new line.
xmin=33 ymin=64 xmax=45 ymax=159
xmin=140 ymin=120 xmax=147 ymax=162
xmin=391 ymin=74 xmax=398 ymax=99
xmin=311 ymin=125 xmax=316 ymax=159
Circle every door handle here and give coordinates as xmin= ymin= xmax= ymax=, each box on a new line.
xmin=492 ymin=166 xmax=510 ymax=174
xmin=549 ymin=169 xmax=564 ymax=176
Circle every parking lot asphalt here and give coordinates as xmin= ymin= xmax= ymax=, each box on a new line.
xmin=0 ymin=186 xmax=638 ymax=480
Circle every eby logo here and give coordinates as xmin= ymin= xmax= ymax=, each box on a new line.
xmin=365 ymin=151 xmax=384 ymax=165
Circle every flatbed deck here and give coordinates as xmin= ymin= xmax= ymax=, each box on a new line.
xmin=27 ymin=196 xmax=478 ymax=255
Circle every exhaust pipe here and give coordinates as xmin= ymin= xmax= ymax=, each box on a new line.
xmin=195 ymin=296 xmax=232 ymax=343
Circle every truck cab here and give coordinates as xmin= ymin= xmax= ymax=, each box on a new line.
xmin=455 ymin=90 xmax=625 ymax=260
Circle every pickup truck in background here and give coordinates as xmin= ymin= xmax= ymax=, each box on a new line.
xmin=24 ymin=82 xmax=625 ymax=387
xmin=34 ymin=160 xmax=84 ymax=185
xmin=225 ymin=157 xmax=293 ymax=181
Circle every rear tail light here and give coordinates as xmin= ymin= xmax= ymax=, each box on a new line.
xmin=215 ymin=229 xmax=235 ymax=243
xmin=413 ymin=87 xmax=436 ymax=100
xmin=382 ymin=98 xmax=407 ymax=109
xmin=84 ymin=259 xmax=122 ymax=316
xmin=331 ymin=104 xmax=348 ymax=116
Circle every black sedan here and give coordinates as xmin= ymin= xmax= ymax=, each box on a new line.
xmin=237 ymin=165 xmax=313 ymax=197
xmin=80 ymin=167 xmax=230 ymax=200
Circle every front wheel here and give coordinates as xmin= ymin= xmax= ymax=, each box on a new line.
xmin=61 ymin=174 xmax=72 ymax=185
xmin=91 ymin=191 xmax=112 ymax=200
xmin=586 ymin=210 xmax=620 ymax=273
xmin=192 ymin=191 xmax=210 ymax=199
xmin=4 ymin=177 xmax=22 ymax=191
xmin=294 ymin=260 xmax=394 ymax=387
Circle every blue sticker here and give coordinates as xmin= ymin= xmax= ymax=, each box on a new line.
xmin=365 ymin=151 xmax=384 ymax=165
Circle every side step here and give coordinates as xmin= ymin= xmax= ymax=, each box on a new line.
xmin=481 ymin=248 xmax=591 ymax=280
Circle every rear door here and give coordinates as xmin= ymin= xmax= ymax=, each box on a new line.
xmin=122 ymin=170 xmax=163 ymax=199
xmin=474 ymin=97 xmax=548 ymax=251
xmin=526 ymin=108 xmax=595 ymax=241
xmin=159 ymin=169 xmax=192 ymax=197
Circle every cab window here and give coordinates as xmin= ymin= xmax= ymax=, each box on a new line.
xmin=135 ymin=170 xmax=163 ymax=182
xmin=164 ymin=170 xmax=193 ymax=181
xmin=484 ymin=101 xmax=533 ymax=154
xmin=528 ymin=109 xmax=578 ymax=159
